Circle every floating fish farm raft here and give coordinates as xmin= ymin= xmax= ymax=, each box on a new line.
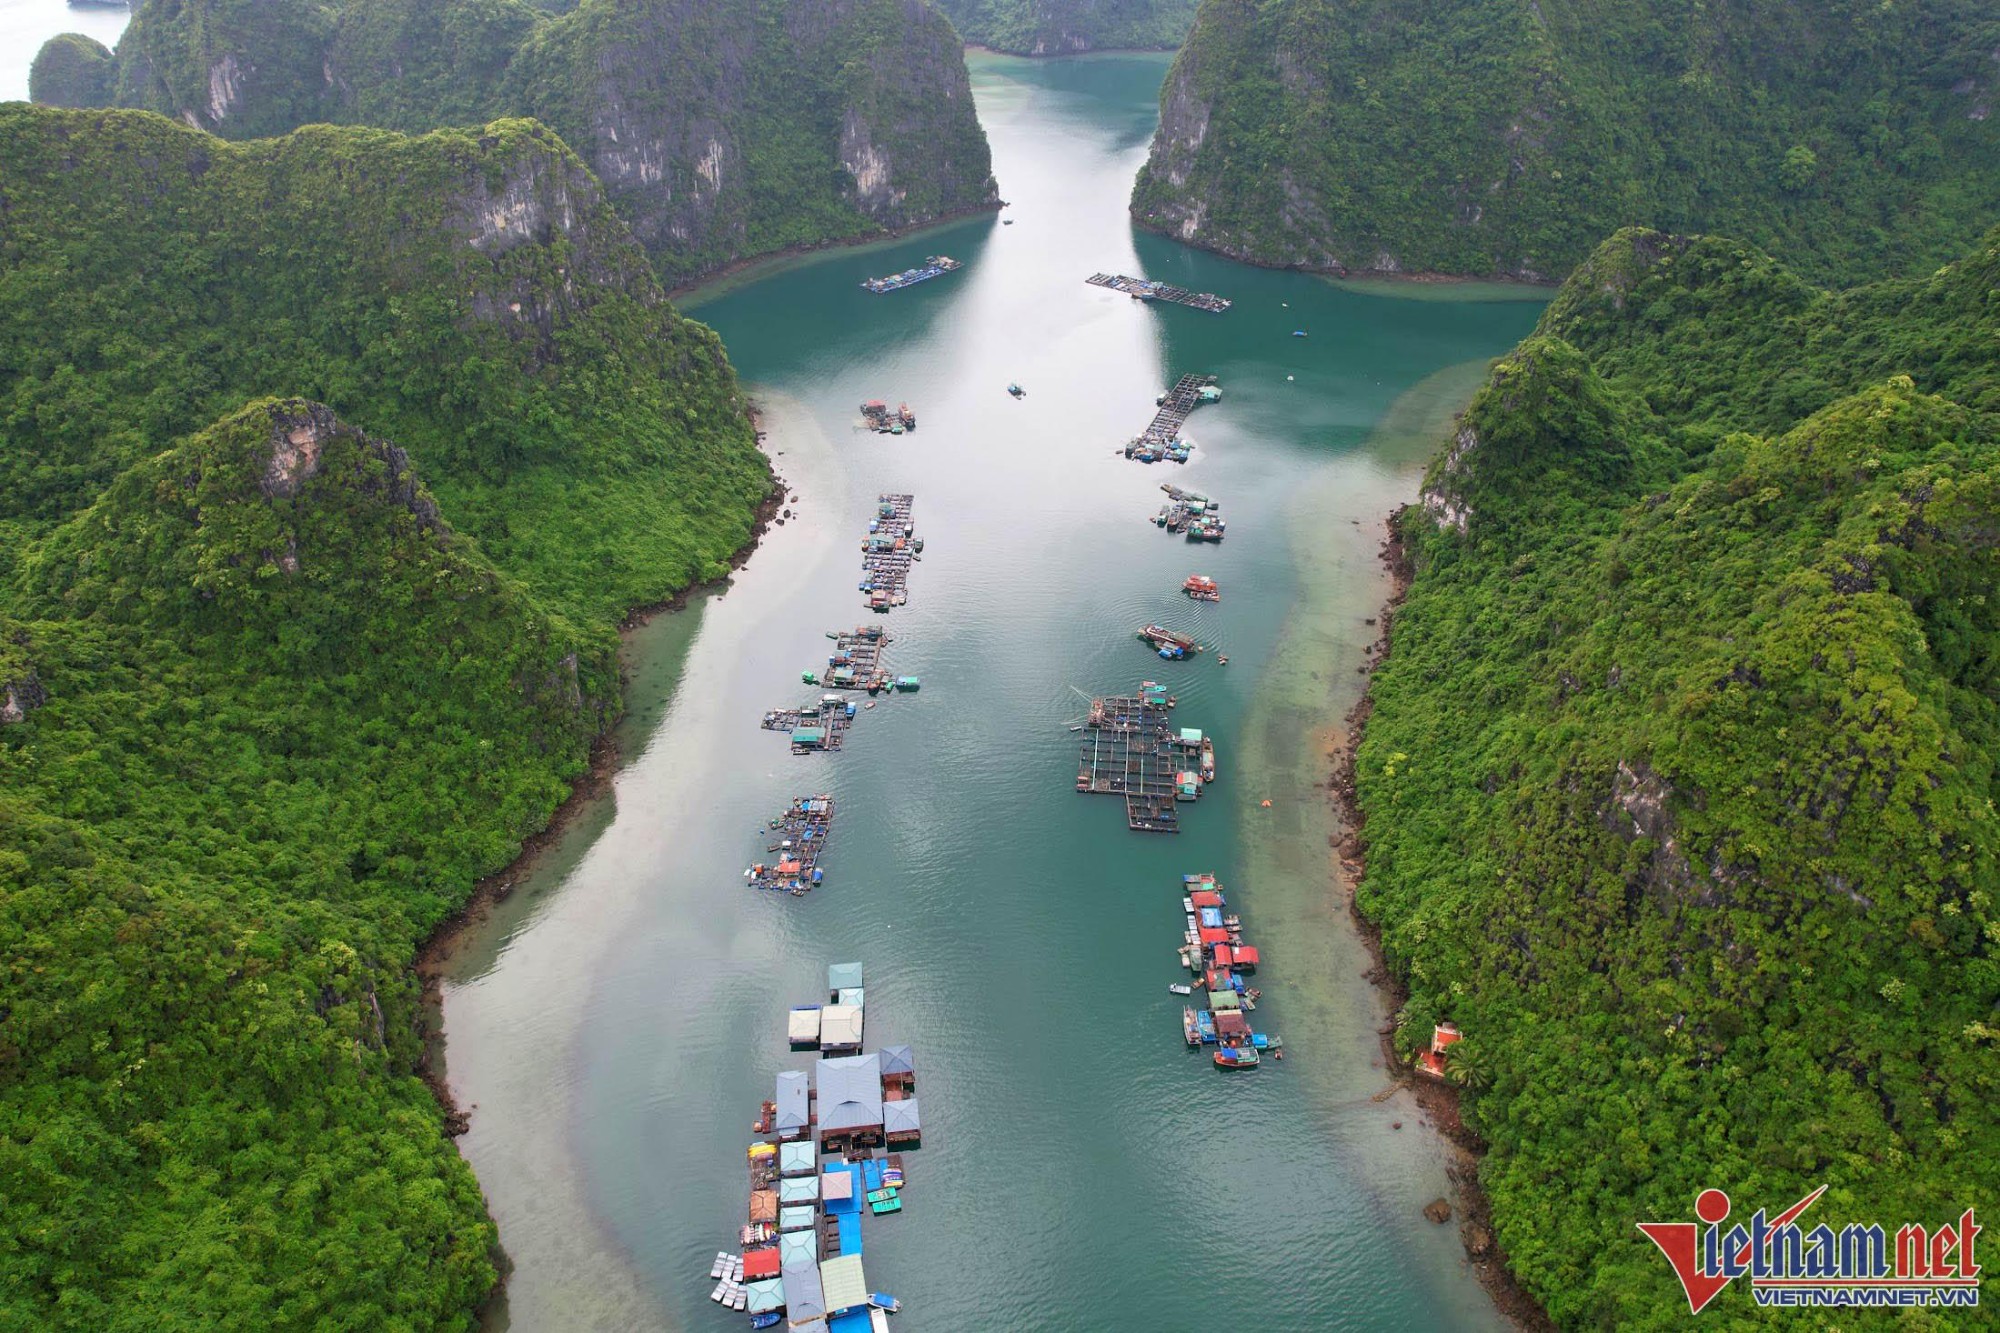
xmin=862 ymin=255 xmax=961 ymax=294
xmin=761 ymin=695 xmax=856 ymax=753
xmin=1174 ymin=874 xmax=1279 ymax=1069
xmin=803 ymin=626 xmax=897 ymax=694
xmin=1126 ymin=374 xmax=1220 ymax=463
xmin=1153 ymin=483 xmax=1227 ymax=542
xmin=860 ymin=494 xmax=920 ymax=613
xmin=1076 ymin=683 xmax=1213 ymax=832
xmin=716 ymin=963 xmax=921 ymax=1325
xmin=744 ymin=796 xmax=834 ymax=895
xmin=1085 ymin=272 xmax=1232 ymax=313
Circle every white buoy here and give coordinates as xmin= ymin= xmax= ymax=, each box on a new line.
xmin=1287 ymin=375 xmax=1295 ymax=382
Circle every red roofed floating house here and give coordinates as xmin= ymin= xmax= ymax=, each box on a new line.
xmin=1417 ymin=1022 xmax=1462 ymax=1079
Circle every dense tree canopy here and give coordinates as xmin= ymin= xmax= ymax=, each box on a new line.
xmin=1358 ymin=226 xmax=2000 ymax=1326
xmin=0 ymin=108 xmax=771 ymax=1327
xmin=1133 ymin=0 xmax=2000 ymax=286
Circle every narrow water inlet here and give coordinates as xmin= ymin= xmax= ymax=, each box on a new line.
xmin=436 ymin=54 xmax=1545 ymax=1332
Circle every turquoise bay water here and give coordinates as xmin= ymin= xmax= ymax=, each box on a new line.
xmin=440 ymin=53 xmax=1544 ymax=1331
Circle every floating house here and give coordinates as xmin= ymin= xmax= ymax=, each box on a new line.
xmin=815 ymin=1053 xmax=885 ymax=1150
xmin=775 ymin=1070 xmax=811 ymax=1140
xmin=789 ymin=1006 xmax=823 ymax=1048
xmin=820 ymin=1004 xmax=865 ymax=1054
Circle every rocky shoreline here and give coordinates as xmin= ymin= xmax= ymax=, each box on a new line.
xmin=412 ymin=412 xmax=785 ymax=1133
xmin=665 ymin=200 xmax=1007 ymax=305
xmin=1330 ymin=510 xmax=1555 ymax=1333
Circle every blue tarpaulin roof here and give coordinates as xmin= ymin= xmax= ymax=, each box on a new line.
xmin=829 ymin=1311 xmax=872 ymax=1333
xmin=1199 ymin=906 xmax=1223 ymax=928
xmin=835 ymin=1211 xmax=862 ymax=1255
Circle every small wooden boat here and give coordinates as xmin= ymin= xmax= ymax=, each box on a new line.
xmin=1168 ymin=982 xmax=1193 ymax=995
xmin=752 ymin=1315 xmax=782 ymax=1330
xmin=710 ymin=1252 xmax=730 ymax=1279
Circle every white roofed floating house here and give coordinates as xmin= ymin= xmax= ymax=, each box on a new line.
xmin=788 ymin=1005 xmax=823 ymax=1048
xmin=819 ymin=1003 xmax=864 ymax=1053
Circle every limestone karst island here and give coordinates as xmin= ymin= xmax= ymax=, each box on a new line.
xmin=6 ymin=1 xmax=1996 ymax=1328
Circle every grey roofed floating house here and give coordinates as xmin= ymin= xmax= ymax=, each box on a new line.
xmin=782 ymin=1260 xmax=828 ymax=1321
xmin=775 ymin=1069 xmax=810 ymax=1136
xmin=883 ymin=1096 xmax=921 ymax=1140
xmin=827 ymin=961 xmax=864 ymax=994
xmin=814 ymin=1053 xmax=884 ymax=1136
xmin=879 ymin=1044 xmax=915 ymax=1077
xmin=818 ymin=1003 xmax=864 ymax=1052
xmin=778 ymin=1140 xmax=817 ymax=1177
xmin=792 ymin=1321 xmax=829 ymax=1333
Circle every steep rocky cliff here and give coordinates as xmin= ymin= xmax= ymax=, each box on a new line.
xmin=52 ymin=0 xmax=998 ymax=283
xmin=0 ymin=105 xmax=769 ymax=615
xmin=0 ymin=105 xmax=776 ymax=1325
xmin=1132 ymin=0 xmax=2000 ymax=286
xmin=1358 ymin=226 xmax=2000 ymax=1326
xmin=934 ymin=0 xmax=1195 ymax=54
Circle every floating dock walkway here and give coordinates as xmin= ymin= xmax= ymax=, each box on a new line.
xmin=1126 ymin=374 xmax=1220 ymax=463
xmin=1076 ymin=684 xmax=1213 ymax=832
xmin=761 ymin=696 xmax=856 ymax=753
xmin=863 ymin=255 xmax=961 ymax=294
xmin=806 ymin=626 xmax=894 ymax=694
xmin=719 ymin=963 xmax=922 ymax=1325
xmin=860 ymin=494 xmax=920 ymax=613
xmin=744 ymin=796 xmax=834 ymax=895
xmin=1086 ymin=272 xmax=1232 ymax=313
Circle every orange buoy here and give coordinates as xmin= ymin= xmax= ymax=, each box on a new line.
xmin=1260 ymin=799 xmax=1272 ymax=808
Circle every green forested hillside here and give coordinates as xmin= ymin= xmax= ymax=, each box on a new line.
xmin=56 ymin=0 xmax=998 ymax=283
xmin=1132 ymin=0 xmax=2000 ymax=286
xmin=0 ymin=108 xmax=769 ymax=1327
xmin=1357 ymin=227 xmax=2000 ymax=1326
xmin=933 ymin=0 xmax=1195 ymax=54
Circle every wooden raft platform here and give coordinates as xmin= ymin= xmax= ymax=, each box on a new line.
xmin=815 ymin=625 xmax=893 ymax=693
xmin=744 ymin=795 xmax=834 ymax=894
xmin=860 ymin=493 xmax=919 ymax=612
xmin=1086 ymin=272 xmax=1232 ymax=313
xmin=1128 ymin=373 xmax=1218 ymax=461
xmin=1076 ymin=690 xmax=1205 ymax=832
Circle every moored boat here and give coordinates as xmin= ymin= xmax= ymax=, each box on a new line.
xmin=1214 ymin=1044 xmax=1261 ymax=1069
xmin=870 ymin=1292 xmax=902 ymax=1313
xmin=1168 ymin=982 xmax=1193 ymax=996
xmin=1200 ymin=737 xmax=1216 ymax=783
xmin=1182 ymin=574 xmax=1220 ymax=602
xmin=1007 ymin=382 xmax=1026 ymax=399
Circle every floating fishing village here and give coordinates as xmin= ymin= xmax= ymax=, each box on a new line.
xmin=708 ymin=963 xmax=920 ymax=1328
xmin=745 ymin=796 xmax=836 ymax=896
xmin=1086 ymin=272 xmax=1233 ymax=313
xmin=859 ymin=401 xmax=916 ymax=434
xmin=1125 ymin=374 xmax=1221 ymax=463
xmin=860 ymin=494 xmax=920 ymax=613
xmin=862 ymin=255 xmax=961 ymax=294
xmin=1154 ymin=484 xmax=1226 ymax=541
xmin=1174 ymin=874 xmax=1280 ymax=1069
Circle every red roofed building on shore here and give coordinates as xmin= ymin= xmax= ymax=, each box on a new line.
xmin=1417 ymin=1022 xmax=1462 ymax=1079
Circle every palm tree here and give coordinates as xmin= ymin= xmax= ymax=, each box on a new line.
xmin=1445 ymin=1042 xmax=1490 ymax=1091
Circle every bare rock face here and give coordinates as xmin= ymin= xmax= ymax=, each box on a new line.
xmin=1423 ymin=1197 xmax=1453 ymax=1224
xmin=1 ymin=673 xmax=47 ymax=725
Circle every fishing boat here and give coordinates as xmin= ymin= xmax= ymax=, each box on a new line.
xmin=1182 ymin=574 xmax=1220 ymax=602
xmin=752 ymin=1315 xmax=782 ymax=1330
xmin=897 ymin=403 xmax=916 ymax=430
xmin=1200 ymin=737 xmax=1216 ymax=783
xmin=1215 ymin=1044 xmax=1261 ymax=1069
xmin=1182 ymin=1007 xmax=1202 ymax=1046
xmin=1195 ymin=1009 xmax=1217 ymax=1044
xmin=894 ymin=676 xmax=921 ymax=692
xmin=869 ymin=1293 xmax=902 ymax=1313
xmin=1168 ymin=982 xmax=1193 ymax=996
